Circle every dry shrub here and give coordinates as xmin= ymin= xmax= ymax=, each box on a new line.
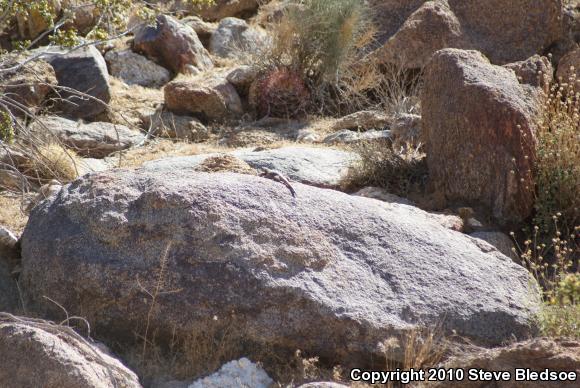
xmin=382 ymin=327 xmax=447 ymax=388
xmin=0 ymin=192 xmax=30 ymax=234
xmin=512 ymin=221 xmax=579 ymax=339
xmin=195 ymin=154 xmax=257 ymax=175
xmin=533 ymin=72 xmax=580 ymax=238
xmin=18 ymin=142 xmax=79 ymax=184
xmin=342 ymin=138 xmax=427 ymax=197
xmin=254 ymin=0 xmax=422 ymax=117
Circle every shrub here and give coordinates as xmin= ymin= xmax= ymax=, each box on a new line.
xmin=533 ymin=71 xmax=579 ymax=238
xmin=513 ymin=221 xmax=579 ymax=339
xmin=342 ymin=138 xmax=427 ymax=197
xmin=0 ymin=110 xmax=14 ymax=143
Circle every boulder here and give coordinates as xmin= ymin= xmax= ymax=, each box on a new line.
xmin=556 ymin=46 xmax=580 ymax=91
xmin=0 ymin=58 xmax=57 ymax=115
xmin=226 ymin=65 xmax=258 ymax=95
xmin=105 ymin=49 xmax=171 ymax=88
xmin=299 ymin=384 xmax=349 ymax=388
xmin=142 ymin=110 xmax=209 ymax=141
xmin=21 ymin=169 xmax=539 ymax=369
xmin=424 ymin=338 xmax=580 ymax=388
xmin=504 ymin=55 xmax=554 ymax=88
xmin=0 ymin=226 xmax=19 ymax=312
xmin=175 ymin=0 xmax=259 ymax=22
xmin=133 ymin=15 xmax=213 ymax=74
xmin=42 ymin=46 xmax=111 ymax=119
xmin=30 ymin=116 xmax=145 ymax=158
xmin=180 ymin=16 xmax=217 ymax=48
xmin=164 ymin=74 xmax=243 ymax=121
xmin=209 ymin=17 xmax=269 ymax=59
xmin=0 ymin=315 xmax=142 ymax=387
xmin=143 ymin=146 xmax=359 ymax=189
xmin=373 ymin=0 xmax=564 ymax=68
xmin=470 ymin=231 xmax=516 ymax=261
xmin=187 ymin=358 xmax=273 ymax=388
xmin=422 ymin=49 xmax=542 ymax=224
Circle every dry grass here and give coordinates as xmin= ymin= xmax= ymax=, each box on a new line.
xmin=101 ymin=77 xmax=164 ymax=128
xmin=195 ymin=154 xmax=257 ymax=175
xmin=18 ymin=143 xmax=80 ymax=184
xmin=0 ymin=192 xmax=30 ymax=234
xmin=342 ymin=138 xmax=427 ymax=197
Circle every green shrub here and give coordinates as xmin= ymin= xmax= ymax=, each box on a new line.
xmin=0 ymin=110 xmax=14 ymax=144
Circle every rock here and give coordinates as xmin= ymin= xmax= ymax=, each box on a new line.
xmin=470 ymin=231 xmax=516 ymax=261
xmin=21 ymin=169 xmax=539 ymax=369
xmin=375 ymin=0 xmax=463 ymax=69
xmin=77 ymin=158 xmax=112 ymax=175
xmin=142 ymin=110 xmax=209 ymax=141
xmin=164 ymin=74 xmax=243 ymax=121
xmin=210 ymin=17 xmax=269 ymax=59
xmin=180 ymin=16 xmax=217 ymax=48
xmin=30 ymin=116 xmax=145 ymax=158
xmin=504 ymin=55 xmax=554 ymax=88
xmin=105 ymin=49 xmax=171 ymax=88
xmin=354 ymin=186 xmax=415 ymax=206
xmin=0 ymin=315 xmax=142 ymax=387
xmin=226 ymin=65 xmax=258 ymax=95
xmin=299 ymin=384 xmax=349 ymax=388
xmin=144 ymin=146 xmax=360 ymax=189
xmin=0 ymin=225 xmax=18 ymax=261
xmin=63 ymin=0 xmax=98 ymax=35
xmin=176 ymin=0 xmax=259 ymax=22
xmin=373 ymin=0 xmax=564 ymax=68
xmin=556 ymin=46 xmax=580 ymax=91
xmin=0 ymin=226 xmax=19 ymax=312
xmin=330 ymin=110 xmax=391 ymax=131
xmin=322 ymin=129 xmax=392 ymax=145
xmin=187 ymin=358 xmax=273 ymax=388
xmin=0 ymin=58 xmax=57 ymax=115
xmin=422 ymin=49 xmax=541 ymax=224
xmin=133 ymin=14 xmax=213 ymax=74
xmin=41 ymin=46 xmax=111 ymax=119
xmin=424 ymin=338 xmax=580 ymax=388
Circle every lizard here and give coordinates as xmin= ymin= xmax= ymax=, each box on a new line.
xmin=259 ymin=168 xmax=296 ymax=197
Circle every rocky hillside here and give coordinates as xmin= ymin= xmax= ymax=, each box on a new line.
xmin=0 ymin=1 xmax=578 ymax=387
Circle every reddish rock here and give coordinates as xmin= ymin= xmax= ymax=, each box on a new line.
xmin=133 ymin=14 xmax=213 ymax=74
xmin=424 ymin=338 xmax=580 ymax=388
xmin=422 ymin=49 xmax=543 ymax=224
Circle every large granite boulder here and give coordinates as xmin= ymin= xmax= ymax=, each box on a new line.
xmin=422 ymin=49 xmax=543 ymax=224
xmin=21 ymin=169 xmax=539 ymax=369
xmin=133 ymin=14 xmax=213 ymax=74
xmin=175 ymin=0 xmax=259 ymax=22
xmin=143 ymin=146 xmax=359 ymax=189
xmin=0 ymin=315 xmax=142 ymax=388
xmin=424 ymin=338 xmax=580 ymax=388
xmin=372 ymin=0 xmax=564 ymax=68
